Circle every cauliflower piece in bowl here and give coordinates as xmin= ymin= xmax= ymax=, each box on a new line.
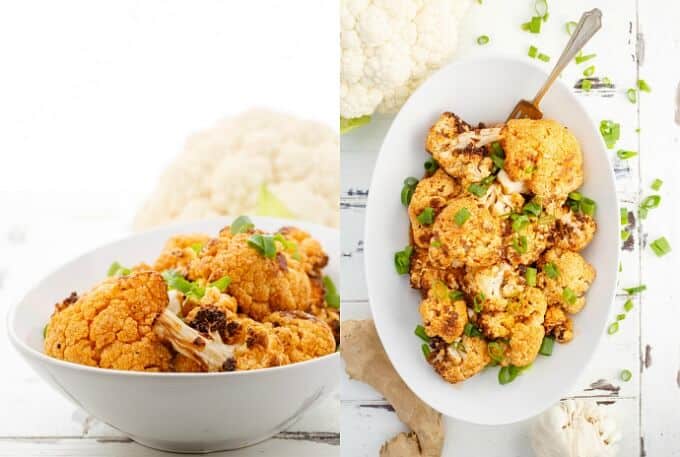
xmin=538 ymin=248 xmax=596 ymax=314
xmin=426 ymin=335 xmax=491 ymax=384
xmin=419 ymin=281 xmax=468 ymax=343
xmin=553 ymin=205 xmax=597 ymax=251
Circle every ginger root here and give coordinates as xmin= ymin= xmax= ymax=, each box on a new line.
xmin=341 ymin=320 xmax=444 ymax=457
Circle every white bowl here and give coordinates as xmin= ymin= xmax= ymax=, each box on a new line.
xmin=364 ymin=57 xmax=619 ymax=425
xmin=8 ymin=216 xmax=339 ymax=453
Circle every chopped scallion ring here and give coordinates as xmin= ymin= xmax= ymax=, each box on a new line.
xmin=621 ymin=230 xmax=630 ymax=241
xmin=620 ymin=208 xmax=629 ymax=226
xmin=651 ymin=179 xmax=663 ymax=191
xmin=582 ymin=79 xmax=592 ymax=91
xmin=511 ymin=213 xmax=530 ymax=232
xmin=617 ymin=149 xmax=638 ymax=160
xmin=417 ymin=207 xmax=435 ymax=225
xmin=537 ymin=53 xmax=550 ymax=62
xmin=607 ymin=322 xmax=619 ymax=335
xmin=623 ymin=285 xmax=646 ymax=295
xmin=626 ymin=88 xmax=637 ymax=104
xmin=616 ymin=313 xmax=626 ymax=321
xmin=583 ymin=65 xmax=595 ymax=77
xmin=523 ymin=200 xmax=541 ymax=216
xmin=543 ymin=262 xmax=559 ymax=279
xmin=414 ymin=325 xmax=430 ymax=343
xmin=512 ymin=235 xmax=528 ymax=254
xmin=424 ymin=158 xmax=439 ymax=174
xmin=473 ymin=293 xmax=486 ymax=313
xmin=637 ymin=79 xmax=652 ymax=92
xmin=421 ymin=343 xmax=431 ymax=358
xmin=620 ymin=369 xmax=632 ymax=382
xmin=650 ymin=237 xmax=672 ymax=257
xmin=539 ymin=336 xmax=554 ymax=356
xmin=323 ymin=276 xmax=340 ymax=309
xmin=566 ymin=21 xmax=577 ymax=35
xmin=534 ymin=0 xmax=548 ymax=18
xmin=454 ymin=207 xmax=471 ymax=226
xmin=641 ymin=195 xmax=661 ymax=210
xmin=394 ymin=245 xmax=414 ymax=275
xmin=449 ymin=290 xmax=464 ymax=301
xmin=528 ymin=45 xmax=538 ymax=58
xmin=464 ymin=323 xmax=482 ymax=337
xmin=624 ymin=299 xmax=634 ymax=312
xmin=477 ymin=35 xmax=490 ymax=45
xmin=575 ymin=52 xmax=596 ymax=64
xmin=562 ymin=287 xmax=577 ymax=305
xmin=401 ymin=177 xmax=419 ymax=206
xmin=525 ymin=267 xmax=537 ymax=287
xmin=599 ymin=120 xmax=621 ymax=149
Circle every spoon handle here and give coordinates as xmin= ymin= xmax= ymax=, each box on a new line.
xmin=532 ymin=8 xmax=602 ymax=106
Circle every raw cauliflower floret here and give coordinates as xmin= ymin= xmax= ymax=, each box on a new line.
xmin=425 ymin=112 xmax=494 ymax=183
xmin=544 ymin=305 xmax=574 ymax=343
xmin=501 ymin=119 xmax=584 ymax=206
xmin=553 ymin=205 xmax=597 ymax=252
xmin=426 ymin=335 xmax=490 ymax=384
xmin=504 ymin=217 xmax=554 ymax=266
xmin=265 ymin=311 xmax=337 ymax=363
xmin=419 ymin=281 xmax=467 ymax=343
xmin=44 ymin=271 xmax=172 ymax=372
xmin=430 ymin=196 xmax=503 ymax=268
xmin=154 ymin=233 xmax=211 ymax=276
xmin=408 ymin=168 xmax=462 ymax=247
xmin=340 ymin=0 xmax=473 ymax=118
xmin=538 ymin=248 xmax=596 ymax=314
xmin=409 ymin=244 xmax=464 ymax=291
xmin=462 ymin=262 xmax=525 ymax=312
xmin=188 ymin=231 xmax=312 ymax=321
xmin=134 ymin=109 xmax=339 ymax=230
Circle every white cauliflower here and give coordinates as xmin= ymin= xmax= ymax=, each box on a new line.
xmin=340 ymin=0 xmax=473 ymax=119
xmin=134 ymin=109 xmax=339 ymax=230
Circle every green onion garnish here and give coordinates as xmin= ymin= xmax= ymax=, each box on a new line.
xmin=498 ymin=365 xmax=527 ymax=385
xmin=477 ymin=35 xmax=490 ymax=45
xmin=641 ymin=195 xmax=661 ymax=209
xmin=248 ymin=234 xmax=277 ymax=259
xmin=650 ymin=237 xmax=672 ymax=257
xmin=340 ymin=115 xmax=371 ymax=134
xmin=394 ymin=245 xmax=414 ymax=275
xmin=562 ymin=287 xmax=577 ymax=305
xmin=488 ymin=341 xmax=506 ymax=363
xmin=424 ymin=158 xmax=439 ymax=174
xmin=490 ymin=142 xmax=505 ymax=169
xmin=449 ymin=290 xmax=464 ymax=301
xmin=568 ymin=191 xmax=582 ymax=201
xmin=566 ymin=21 xmax=577 ymax=35
xmin=523 ymin=200 xmax=541 ymax=216
xmin=621 ymin=230 xmax=630 ymax=241
xmin=538 ymin=336 xmax=555 ymax=356
xmin=651 ymin=179 xmax=663 ymax=191
xmin=417 ymin=207 xmax=435 ymax=225
xmin=511 ymin=213 xmax=530 ymax=232
xmin=602 ymin=77 xmax=612 ymax=86
xmin=582 ymin=80 xmax=592 ymax=91
xmin=624 ymin=299 xmax=634 ymax=312
xmin=454 ymin=207 xmax=471 ymax=226
xmin=473 ymin=293 xmax=485 ymax=313
xmin=512 ymin=235 xmax=528 ymax=254
xmin=608 ymin=322 xmax=619 ymax=335
xmin=583 ymin=66 xmax=595 ymax=77
xmin=421 ymin=343 xmax=431 ymax=358
xmin=230 ymin=215 xmax=254 ymax=234
xmin=323 ymin=276 xmax=340 ymax=309
xmin=620 ymin=208 xmax=629 ymax=226
xmin=528 ymin=45 xmax=538 ymax=58
xmin=534 ymin=0 xmax=548 ymax=18
xmin=43 ymin=324 xmax=48 ymax=339
xmin=543 ymin=262 xmax=559 ymax=279
xmin=617 ymin=150 xmax=638 ymax=160
xmin=107 ymin=261 xmax=131 ymax=277
xmin=575 ymin=52 xmax=596 ymax=64
xmin=190 ymin=242 xmax=204 ymax=254
xmin=616 ymin=313 xmax=626 ymax=321
xmin=414 ymin=325 xmax=430 ymax=343
xmin=620 ymin=369 xmax=632 ymax=382
xmin=599 ymin=120 xmax=621 ymax=149
xmin=626 ymin=88 xmax=637 ymax=104
xmin=525 ymin=267 xmax=537 ymax=287
xmin=468 ymin=175 xmax=496 ymax=197
xmin=624 ymin=284 xmax=647 ymax=295
xmin=637 ymin=79 xmax=651 ymax=92
xmin=464 ymin=323 xmax=482 ymax=337
xmin=523 ymin=16 xmax=542 ymax=34
xmin=431 ymin=239 xmax=441 ymax=248
xmin=401 ymin=177 xmax=419 ymax=206
xmin=210 ymin=275 xmax=232 ymax=292
xmin=537 ymin=53 xmax=550 ymax=62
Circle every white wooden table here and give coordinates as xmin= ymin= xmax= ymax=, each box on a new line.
xmin=340 ymin=1 xmax=680 ymax=455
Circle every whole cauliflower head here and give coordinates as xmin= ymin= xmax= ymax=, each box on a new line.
xmin=44 ymin=271 xmax=172 ymax=371
xmin=531 ymin=399 xmax=620 ymax=457
xmin=426 ymin=335 xmax=490 ymax=383
xmin=408 ymin=168 xmax=461 ymax=247
xmin=340 ymin=0 xmax=472 ymax=118
xmin=419 ymin=280 xmax=468 ymax=343
xmin=501 ymin=119 xmax=584 ymax=206
xmin=134 ymin=109 xmax=339 ymax=230
xmin=538 ymin=248 xmax=596 ymax=314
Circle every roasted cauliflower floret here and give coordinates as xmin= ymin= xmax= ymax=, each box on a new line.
xmin=543 ymin=305 xmax=574 ymax=343
xmin=425 ymin=112 xmax=494 ymax=184
xmin=462 ymin=263 xmax=525 ymax=312
xmin=478 ymin=183 xmax=525 ymax=217
xmin=265 ymin=311 xmax=336 ymax=363
xmin=188 ymin=231 xmax=312 ymax=320
xmin=553 ymin=205 xmax=597 ymax=251
xmin=44 ymin=271 xmax=172 ymax=372
xmin=409 ymin=245 xmax=463 ymax=292
xmin=154 ymin=234 xmax=210 ymax=275
xmin=419 ymin=281 xmax=468 ymax=343
xmin=504 ymin=217 xmax=553 ymax=266
xmin=501 ymin=119 xmax=584 ymax=206
xmin=507 ymin=322 xmax=545 ymax=367
xmin=427 ymin=336 xmax=491 ymax=384
xmin=277 ymin=226 xmax=329 ymax=276
xmin=430 ymin=196 xmax=503 ymax=268
xmin=408 ymin=169 xmax=462 ymax=247
xmin=538 ymin=248 xmax=595 ymax=314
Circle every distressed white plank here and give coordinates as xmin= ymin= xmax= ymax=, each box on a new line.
xmin=637 ymin=1 xmax=680 ymax=455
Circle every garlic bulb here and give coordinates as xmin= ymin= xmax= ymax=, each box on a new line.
xmin=531 ymin=399 xmax=620 ymax=457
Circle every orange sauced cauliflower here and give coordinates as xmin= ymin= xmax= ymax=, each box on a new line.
xmin=403 ymin=113 xmax=597 ymax=385
xmin=44 ymin=218 xmax=338 ymax=373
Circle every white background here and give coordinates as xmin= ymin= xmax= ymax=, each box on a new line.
xmin=0 ymin=1 xmax=339 ymax=456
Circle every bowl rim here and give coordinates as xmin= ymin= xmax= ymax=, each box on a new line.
xmin=364 ymin=55 xmax=620 ymax=423
xmin=7 ymin=215 xmax=340 ymax=379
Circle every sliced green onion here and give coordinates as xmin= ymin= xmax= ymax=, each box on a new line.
xmin=528 ymin=45 xmax=538 ymax=58
xmin=525 ymin=267 xmax=537 ymax=287
xmin=650 ymin=237 xmax=672 ymax=257
xmin=583 ymin=66 xmax=596 ymax=77
xmin=430 ymin=239 xmax=441 ymax=248
xmin=617 ymin=150 xmax=638 ymax=160
xmin=424 ymin=158 xmax=439 ymax=174
xmin=582 ymin=79 xmax=592 ymax=91
xmin=394 ymin=245 xmax=414 ymax=275
xmin=620 ymin=369 xmax=632 ymax=382
xmin=651 ymin=179 xmax=663 ymax=191
xmin=626 ymin=88 xmax=637 ymax=104
xmin=621 ymin=230 xmax=630 ymax=241
xmin=523 ymin=200 xmax=541 ymax=217
xmin=562 ymin=287 xmax=577 ymax=305
xmin=616 ymin=313 xmax=626 ymax=321
xmin=624 ymin=285 xmax=647 ymax=295
xmin=639 ymin=207 xmax=648 ymax=220
xmin=498 ymin=365 xmax=527 ymax=385
xmin=107 ymin=261 xmax=131 ymax=277
xmin=624 ymin=299 xmax=634 ymax=312
xmin=539 ymin=336 xmax=555 ymax=356
xmin=523 ymin=16 xmax=542 ymax=34
xmin=620 ymin=208 xmax=629 ymax=226
xmin=449 ymin=290 xmax=464 ymax=301
xmin=454 ymin=207 xmax=471 ymax=226
xmin=637 ymin=79 xmax=652 ymax=92
xmin=534 ymin=0 xmax=548 ymax=18
xmin=580 ymin=198 xmax=597 ymax=216
xmin=641 ymin=195 xmax=661 ymax=209
xmin=417 ymin=207 xmax=435 ymax=225
xmin=210 ymin=275 xmax=232 ymax=292
xmin=575 ymin=52 xmax=596 ymax=64
xmin=599 ymin=120 xmax=621 ymax=149
xmin=323 ymin=276 xmax=340 ymax=309
xmin=511 ymin=213 xmax=530 ymax=232
xmin=340 ymin=115 xmax=371 ymax=134
xmin=568 ymin=191 xmax=583 ymax=201
xmin=537 ymin=53 xmax=550 ymax=62
xmin=421 ymin=343 xmax=431 ymax=358
xmin=512 ymin=235 xmax=528 ymax=254
xmin=401 ymin=177 xmax=419 ymax=206
xmin=415 ymin=325 xmax=430 ymax=343
xmin=490 ymin=142 xmax=505 ymax=169
xmin=43 ymin=324 xmax=48 ymax=339
xmin=477 ymin=35 xmax=490 ymax=45
xmin=464 ymin=323 xmax=483 ymax=338
xmin=566 ymin=21 xmax=577 ymax=35
xmin=473 ymin=293 xmax=486 ymax=313
xmin=190 ymin=242 xmax=204 ymax=254
xmin=608 ymin=322 xmax=619 ymax=335
xmin=543 ymin=262 xmax=559 ymax=279
xmin=231 ymin=215 xmax=254 ymax=234
xmin=488 ymin=341 xmax=506 ymax=363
